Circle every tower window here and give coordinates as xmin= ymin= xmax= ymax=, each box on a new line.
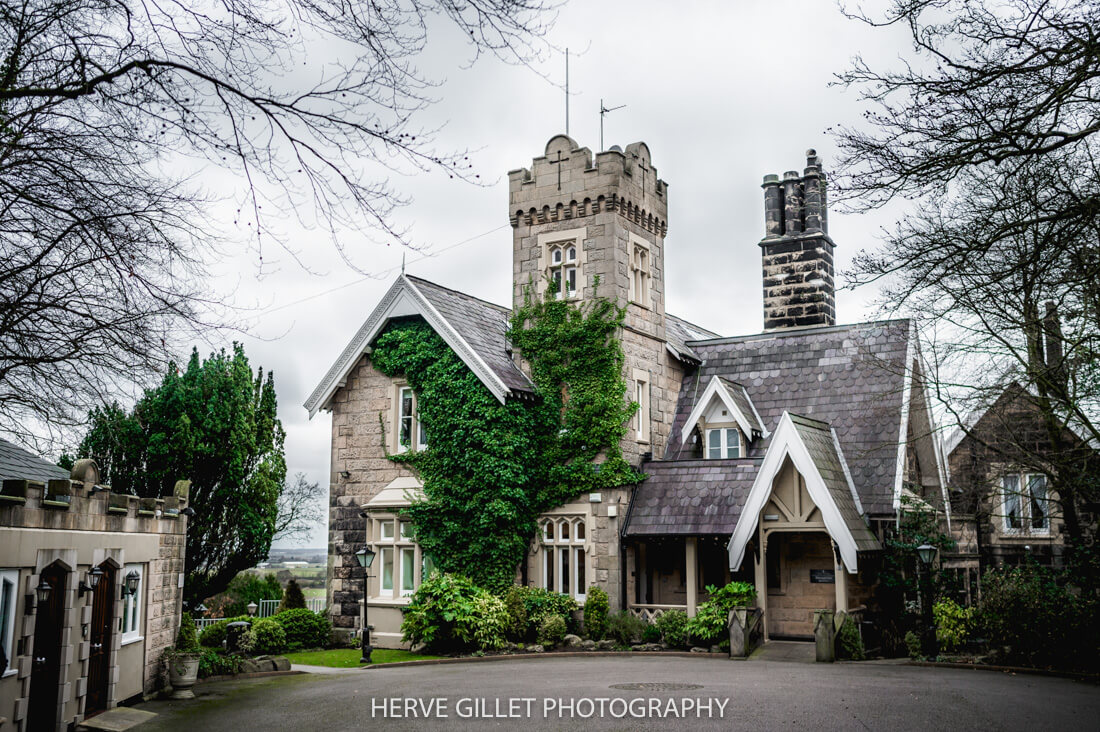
xmin=548 ymin=242 xmax=580 ymax=299
xmin=630 ymin=237 xmax=650 ymax=307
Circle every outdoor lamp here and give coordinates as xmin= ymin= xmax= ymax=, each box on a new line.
xmin=355 ymin=547 xmax=376 ymax=569
xmin=247 ymin=601 xmax=258 ymax=617
xmin=35 ymin=578 xmax=52 ymax=607
xmin=79 ymin=566 xmax=105 ymax=597
xmin=356 ymin=545 xmax=376 ymax=664
xmin=916 ymin=544 xmax=937 ymax=566
xmin=124 ymin=569 xmax=140 ymax=598
xmin=195 ymin=603 xmax=208 ymax=614
xmin=915 ymin=544 xmax=939 ymax=659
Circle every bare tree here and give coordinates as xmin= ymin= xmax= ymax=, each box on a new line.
xmin=276 ymin=472 xmax=324 ymax=542
xmin=0 ymin=0 xmax=557 ymax=443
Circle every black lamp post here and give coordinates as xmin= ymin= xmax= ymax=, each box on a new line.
xmin=355 ymin=546 xmax=376 ymax=663
xmin=916 ymin=543 xmax=939 ymax=659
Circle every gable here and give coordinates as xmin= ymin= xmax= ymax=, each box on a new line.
xmin=679 ymin=375 xmax=765 ymax=445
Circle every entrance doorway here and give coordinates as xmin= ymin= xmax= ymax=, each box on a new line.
xmin=28 ymin=562 xmax=66 ymax=731
xmin=85 ymin=563 xmax=116 ymax=716
xmin=765 ymin=532 xmax=835 ymax=639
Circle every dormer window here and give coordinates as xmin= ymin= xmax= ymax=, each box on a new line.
xmin=706 ymin=427 xmax=741 ymax=459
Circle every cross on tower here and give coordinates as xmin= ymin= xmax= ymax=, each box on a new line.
xmin=549 ymin=149 xmax=570 ymax=191
xmin=634 ymin=155 xmax=650 ymax=197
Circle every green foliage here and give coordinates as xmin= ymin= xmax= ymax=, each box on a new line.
xmin=538 ymin=614 xmax=567 ymax=647
xmin=933 ymin=598 xmax=974 ymax=652
xmin=198 ymin=649 xmax=243 ymax=678
xmin=836 ymin=616 xmax=866 ymax=661
xmin=641 ymin=624 xmax=662 ymax=644
xmin=399 ymin=573 xmax=510 ymax=653
xmin=904 ymin=631 xmax=922 ymax=661
xmin=503 ymin=586 xmax=528 ymax=642
xmin=272 ymin=608 xmax=332 ymax=652
xmin=605 ymin=610 xmax=646 ymax=646
xmin=582 ymin=585 xmax=609 ymax=640
xmin=514 ymin=586 xmax=578 ymax=636
xmin=371 ymin=284 xmax=642 ymax=591
xmin=239 ymin=618 xmax=287 ymax=656
xmin=280 ymin=579 xmax=307 ymax=612
xmin=75 ymin=344 xmax=287 ymax=605
xmin=977 ymin=564 xmax=1098 ymax=670
xmin=471 ymin=594 xmax=509 ymax=651
xmin=212 ymin=573 xmax=283 ymax=618
xmin=175 ymin=613 xmax=200 ymax=652
xmin=686 ymin=582 xmax=756 ymax=644
xmin=655 ymin=609 xmax=690 ymax=648
xmin=198 ymin=615 xmax=250 ymax=648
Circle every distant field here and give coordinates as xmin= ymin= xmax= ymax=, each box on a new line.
xmin=303 ymin=588 xmax=325 ymax=600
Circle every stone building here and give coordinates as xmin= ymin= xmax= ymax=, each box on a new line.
xmin=0 ymin=439 xmax=188 ymax=731
xmin=305 ymin=135 xmax=947 ymax=645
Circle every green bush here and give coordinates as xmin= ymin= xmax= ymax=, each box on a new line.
xmin=904 ymin=630 xmax=922 ymax=660
xmin=175 ymin=613 xmax=200 ymax=652
xmin=400 ymin=573 xmax=513 ymax=653
xmin=471 ymin=594 xmax=509 ymax=651
xmin=198 ymin=648 xmax=243 ymax=678
xmin=240 ymin=617 xmax=287 ymax=655
xmin=279 ymin=579 xmax=307 ymax=612
xmin=836 ymin=616 xmax=866 ymax=660
xmin=933 ymin=598 xmax=974 ymax=652
xmin=686 ymin=582 xmax=756 ymax=644
xmin=503 ymin=586 xmax=528 ymax=642
xmin=210 ymin=573 xmax=283 ymax=618
xmin=518 ymin=586 xmax=579 ymax=635
xmin=273 ymin=608 xmax=332 ymax=652
xmin=582 ymin=586 xmax=609 ymax=640
xmin=605 ymin=611 xmax=645 ymax=646
xmin=655 ymin=609 xmax=690 ymax=648
xmin=641 ymin=624 xmax=662 ymax=644
xmin=538 ymin=614 xmax=567 ymax=647
xmin=198 ymin=615 xmax=250 ymax=648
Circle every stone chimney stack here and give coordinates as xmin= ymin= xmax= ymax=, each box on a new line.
xmin=759 ymin=149 xmax=836 ymax=331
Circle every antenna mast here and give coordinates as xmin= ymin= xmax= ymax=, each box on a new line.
xmin=565 ymin=49 xmax=570 ymax=135
xmin=599 ymin=98 xmax=626 ymax=152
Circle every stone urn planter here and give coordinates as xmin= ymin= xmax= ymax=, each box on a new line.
xmin=167 ymin=651 xmax=201 ymax=699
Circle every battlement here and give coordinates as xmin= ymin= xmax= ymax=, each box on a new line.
xmin=508 ymin=135 xmax=668 ymax=237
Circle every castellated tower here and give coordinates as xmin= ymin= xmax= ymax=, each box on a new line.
xmin=759 ymin=150 xmax=837 ymax=330
xmin=508 ymin=134 xmax=674 ymax=465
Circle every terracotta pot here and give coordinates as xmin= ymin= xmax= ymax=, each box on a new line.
xmin=167 ymin=652 xmax=201 ymax=699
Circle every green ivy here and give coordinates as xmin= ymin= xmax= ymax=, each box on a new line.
xmin=370 ymin=285 xmax=642 ymax=592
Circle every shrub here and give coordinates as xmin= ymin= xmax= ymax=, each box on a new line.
xmin=280 ymin=579 xmax=307 ymax=612
xmin=686 ymin=582 xmax=756 ymax=644
xmin=655 ymin=609 xmax=690 ymax=648
xmin=836 ymin=616 xmax=866 ymax=661
xmin=538 ymin=614 xmax=567 ymax=647
xmin=240 ymin=617 xmax=287 ymax=655
xmin=273 ymin=608 xmax=332 ymax=652
xmin=503 ymin=585 xmax=528 ymax=642
xmin=471 ymin=594 xmax=509 ymax=651
xmin=198 ymin=615 xmax=250 ymax=648
xmin=401 ymin=573 xmax=513 ymax=653
xmin=641 ymin=624 xmax=662 ymax=644
xmin=605 ymin=611 xmax=645 ymax=646
xmin=175 ymin=613 xmax=200 ymax=652
xmin=582 ymin=586 xmax=609 ymax=640
xmin=207 ymin=573 xmax=283 ymax=618
xmin=933 ymin=598 xmax=974 ymax=652
xmin=518 ymin=586 xmax=579 ymax=635
xmin=904 ymin=631 xmax=922 ymax=660
xmin=198 ymin=648 xmax=243 ymax=678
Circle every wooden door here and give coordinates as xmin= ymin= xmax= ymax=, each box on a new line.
xmin=85 ymin=564 xmax=115 ymax=716
xmin=28 ymin=562 xmax=66 ymax=731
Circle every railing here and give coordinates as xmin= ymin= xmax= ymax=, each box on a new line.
xmin=627 ymin=604 xmax=687 ymax=623
xmin=194 ymin=598 xmax=327 ymax=629
xmin=195 ymin=618 xmax=221 ymax=630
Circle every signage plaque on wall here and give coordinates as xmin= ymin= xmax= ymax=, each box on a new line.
xmin=809 ymin=569 xmax=835 ymax=584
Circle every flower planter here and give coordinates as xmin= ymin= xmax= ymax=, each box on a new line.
xmin=167 ymin=652 xmax=201 ymax=699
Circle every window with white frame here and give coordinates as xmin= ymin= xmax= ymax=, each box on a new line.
xmin=121 ymin=563 xmax=143 ymax=643
xmin=629 ymin=239 xmax=650 ymax=306
xmin=547 ymin=242 xmax=579 ymax=300
xmin=539 ymin=517 xmax=588 ymax=602
xmin=373 ymin=517 xmax=421 ymax=598
xmin=706 ymin=427 xmax=741 ymax=459
xmin=1002 ymin=473 xmax=1050 ymax=534
xmin=0 ymin=569 xmax=17 ymax=675
xmin=396 ymin=385 xmax=428 ymax=453
xmin=633 ymin=372 xmax=650 ymax=444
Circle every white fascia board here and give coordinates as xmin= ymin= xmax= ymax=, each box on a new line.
xmin=680 ymin=376 xmax=756 ymax=445
xmin=893 ymin=323 xmax=917 ymax=511
xmin=727 ymin=412 xmax=862 ymax=574
xmin=304 ymin=275 xmax=510 ymax=418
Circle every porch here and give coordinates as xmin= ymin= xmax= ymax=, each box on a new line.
xmin=625 ymin=535 xmax=752 ymax=620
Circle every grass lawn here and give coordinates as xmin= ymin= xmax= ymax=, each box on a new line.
xmin=282 ymin=648 xmax=441 ymax=668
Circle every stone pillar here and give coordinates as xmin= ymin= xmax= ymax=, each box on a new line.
xmin=761 ymin=175 xmax=783 ymax=238
xmin=802 ymin=151 xmax=823 ymax=234
xmin=813 ymin=609 xmax=836 ymax=662
xmin=781 ymin=171 xmax=803 ymax=235
xmin=685 ymin=537 xmax=698 ymax=617
xmin=834 ymin=557 xmax=848 ymax=614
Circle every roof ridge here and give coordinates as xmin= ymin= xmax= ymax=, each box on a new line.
xmin=405 ymin=274 xmax=512 ymax=315
xmin=685 ymin=317 xmax=911 ymax=346
xmin=665 ymin=312 xmax=722 ymax=339
xmin=788 ymin=412 xmax=832 ymax=430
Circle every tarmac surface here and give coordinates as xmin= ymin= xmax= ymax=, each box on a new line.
xmin=133 ymin=652 xmax=1100 ymax=731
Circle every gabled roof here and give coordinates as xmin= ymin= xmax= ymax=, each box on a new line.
xmin=622 ymin=458 xmax=759 ymax=536
xmin=304 ymin=274 xmax=533 ymax=416
xmin=727 ymin=412 xmax=880 ymax=574
xmin=0 ymin=437 xmax=70 ymax=482
xmin=667 ymin=319 xmax=913 ymax=516
xmin=679 ymin=375 xmax=766 ymax=444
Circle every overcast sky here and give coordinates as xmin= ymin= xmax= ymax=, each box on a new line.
xmin=195 ymin=1 xmax=917 ymax=549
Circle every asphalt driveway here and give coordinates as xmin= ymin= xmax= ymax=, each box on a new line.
xmin=133 ymin=655 xmax=1100 ymax=731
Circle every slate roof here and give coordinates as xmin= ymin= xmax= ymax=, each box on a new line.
xmin=719 ymin=377 xmax=765 ymax=435
xmin=665 ymin=320 xmax=912 ymax=516
xmin=665 ymin=313 xmax=721 ymax=363
xmin=405 ymin=276 xmax=533 ymax=395
xmin=0 ymin=437 xmax=70 ymax=482
xmin=789 ymin=414 xmax=880 ymax=551
xmin=623 ymin=459 xmax=760 ymax=536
